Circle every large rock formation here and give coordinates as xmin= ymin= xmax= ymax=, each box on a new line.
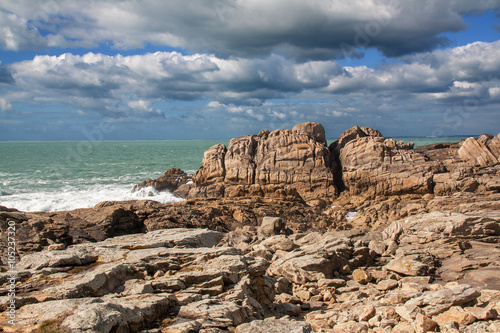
xmin=134 ymin=123 xmax=500 ymax=204
xmin=334 ymin=126 xmax=500 ymax=198
xmin=189 ymin=122 xmax=337 ymax=202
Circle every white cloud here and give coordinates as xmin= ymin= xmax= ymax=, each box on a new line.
xmin=2 ymin=40 xmax=500 ymax=138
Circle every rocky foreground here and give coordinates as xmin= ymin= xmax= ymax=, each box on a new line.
xmin=0 ymin=122 xmax=500 ymax=332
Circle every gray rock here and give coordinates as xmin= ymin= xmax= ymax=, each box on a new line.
xmin=236 ymin=318 xmax=312 ymax=333
xmin=398 ymin=284 xmax=480 ymax=317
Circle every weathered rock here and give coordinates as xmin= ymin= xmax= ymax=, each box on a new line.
xmin=193 ymin=144 xmax=227 ymax=186
xmin=398 ymin=284 xmax=480 ymax=317
xmin=434 ymin=306 xmax=477 ymax=327
xmin=3 ymin=294 xmax=177 ymax=333
xmin=339 ymin=135 xmax=434 ymax=197
xmin=188 ymin=122 xmax=337 ymax=202
xmin=133 ymin=168 xmax=191 ymax=195
xmin=385 ymin=255 xmax=429 ymax=276
xmin=458 ymin=137 xmax=499 ymax=167
xmin=236 ymin=318 xmax=312 ymax=333
xmin=258 ymin=217 xmax=284 ymax=238
xmin=352 ymin=268 xmax=371 ymax=284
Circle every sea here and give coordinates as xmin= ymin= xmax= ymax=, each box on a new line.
xmin=0 ymin=137 xmax=470 ymax=212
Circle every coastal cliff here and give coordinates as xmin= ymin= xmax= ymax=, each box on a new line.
xmin=1 ymin=122 xmax=499 ymax=332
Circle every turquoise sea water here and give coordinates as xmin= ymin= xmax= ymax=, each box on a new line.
xmin=0 ymin=137 xmax=468 ymax=212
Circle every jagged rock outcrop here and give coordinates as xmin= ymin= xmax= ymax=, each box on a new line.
xmin=133 ymin=123 xmax=500 ymax=205
xmin=458 ymin=134 xmax=500 ymax=167
xmin=132 ymin=168 xmax=192 ymax=198
xmin=189 ymin=122 xmax=337 ymax=203
xmin=335 ymin=125 xmax=500 ymax=198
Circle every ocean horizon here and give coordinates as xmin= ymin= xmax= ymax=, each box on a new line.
xmin=0 ymin=136 xmax=471 ymax=213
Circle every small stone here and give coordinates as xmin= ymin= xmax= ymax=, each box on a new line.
xmin=367 ymin=314 xmax=381 ymax=328
xmin=153 ymin=270 xmax=165 ymax=279
xmin=341 ymin=264 xmax=352 ymax=274
xmin=48 ymin=243 xmax=66 ymax=251
xmin=385 ymin=255 xmax=428 ymax=276
xmin=368 ymin=240 xmax=386 ymax=255
xmin=391 ymin=322 xmax=415 ymax=333
xmin=401 ymin=282 xmax=427 ymax=292
xmin=332 ymin=321 xmax=368 ymax=332
xmin=275 ymin=293 xmax=302 ymax=304
xmin=439 ymin=322 xmax=460 ymax=333
xmin=322 ymin=290 xmax=334 ymax=302
xmin=310 ymin=295 xmax=323 ymax=302
xmin=318 ymin=278 xmax=346 ymax=288
xmin=259 ymin=217 xmax=284 ymax=237
xmin=415 ymin=313 xmax=438 ymax=332
xmin=434 ymin=306 xmax=477 ymax=326
xmin=376 ymin=279 xmax=398 ymax=291
xmin=358 ymin=305 xmax=376 ymax=322
xmin=352 ymin=268 xmax=371 ymax=284
xmin=295 ymin=290 xmax=312 ymax=301
xmin=275 ymin=302 xmax=302 ymax=316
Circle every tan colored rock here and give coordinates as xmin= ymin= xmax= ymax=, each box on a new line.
xmin=458 ymin=137 xmax=498 ymax=167
xmin=385 ymin=255 xmax=429 ymax=276
xmin=318 ymin=278 xmax=346 ymax=289
xmin=358 ymin=305 xmax=376 ymax=321
xmin=47 ymin=243 xmax=66 ymax=251
xmin=292 ymin=122 xmax=327 ymax=145
xmin=333 ymin=321 xmax=369 ymax=332
xmin=391 ymin=322 xmax=416 ymax=333
xmin=377 ymin=279 xmax=399 ymax=291
xmin=188 ymin=122 xmax=337 ymax=201
xmin=352 ymin=268 xmax=372 ymax=284
xmin=258 ymin=217 xmax=284 ymax=237
xmin=415 ymin=313 xmax=438 ymax=332
xmin=464 ymin=306 xmax=497 ymax=320
xmin=193 ymin=144 xmax=227 ymax=186
xmin=434 ymin=306 xmax=477 ymax=326
xmin=339 ymin=135 xmax=433 ymax=197
xmin=403 ymin=284 xmax=480 ymax=317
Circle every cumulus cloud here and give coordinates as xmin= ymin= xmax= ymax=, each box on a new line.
xmin=325 ymin=41 xmax=500 ymax=100
xmin=2 ymin=40 xmax=500 ymax=138
xmin=1 ymin=0 xmax=499 ymax=59
xmin=7 ymin=51 xmax=347 ymax=113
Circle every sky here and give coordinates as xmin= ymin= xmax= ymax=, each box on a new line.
xmin=0 ymin=0 xmax=500 ymax=141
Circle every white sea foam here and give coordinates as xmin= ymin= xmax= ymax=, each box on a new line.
xmin=0 ymin=184 xmax=185 ymax=212
xmin=346 ymin=211 xmax=358 ymax=221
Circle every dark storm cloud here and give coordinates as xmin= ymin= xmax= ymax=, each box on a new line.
xmin=2 ymin=0 xmax=500 ymax=60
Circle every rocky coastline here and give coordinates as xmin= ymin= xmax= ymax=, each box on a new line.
xmin=1 ymin=122 xmax=499 ymax=332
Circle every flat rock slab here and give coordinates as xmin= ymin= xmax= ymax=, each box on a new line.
xmin=236 ymin=318 xmax=312 ymax=333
